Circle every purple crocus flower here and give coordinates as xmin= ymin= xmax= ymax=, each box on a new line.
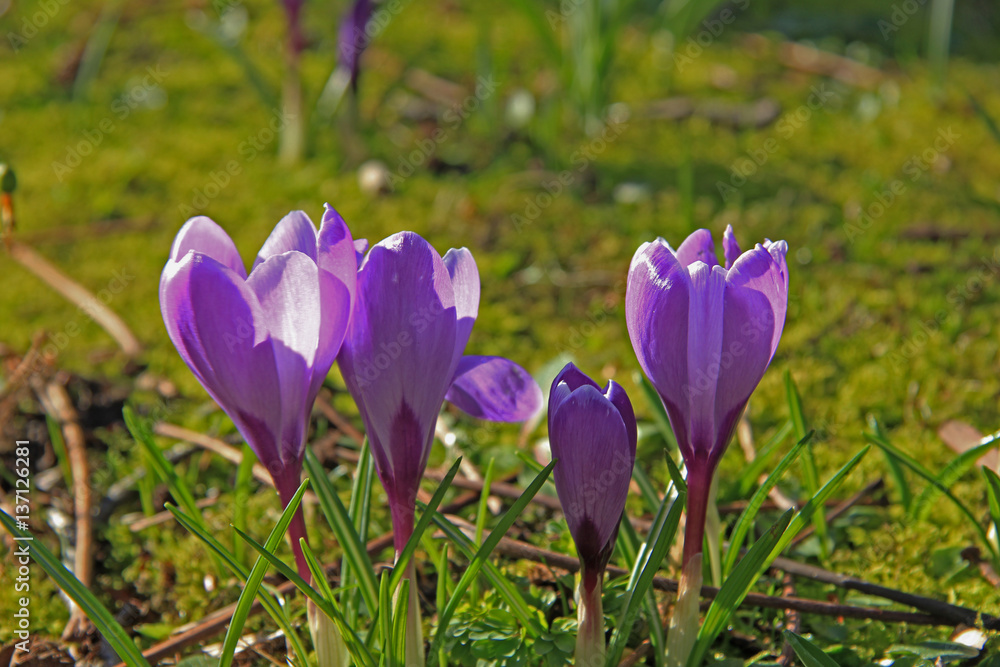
xmin=159 ymin=205 xmax=358 ymax=579
xmin=337 ymin=231 xmax=541 ymax=663
xmin=626 ymin=225 xmax=787 ymax=568
xmin=337 ymin=0 xmax=373 ymax=92
xmin=548 ymin=362 xmax=636 ymax=664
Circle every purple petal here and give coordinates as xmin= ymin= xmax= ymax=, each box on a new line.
xmin=549 ymin=362 xmax=600 ymax=417
xmin=549 ymin=384 xmax=633 ymax=567
xmin=604 ymin=380 xmax=637 ymax=454
xmin=442 ymin=247 xmax=480 ymax=358
xmin=684 ymin=262 xmax=727 ymax=459
xmin=354 ymin=239 xmax=369 ymax=264
xmin=712 ymin=243 xmax=788 ymax=463
xmin=337 ymin=232 xmax=459 ymax=499
xmin=169 ymin=216 xmax=247 ymax=278
xmin=626 ymin=240 xmax=695 ymax=462
xmin=674 ymin=229 xmax=718 ymax=268
xmin=246 ymin=251 xmax=329 ymax=461
xmin=317 ymin=204 xmax=360 ymax=305
xmin=445 ymin=355 xmax=542 ymax=422
xmin=160 ymin=253 xmax=283 ymax=472
xmin=253 ymin=211 xmax=318 ymax=270
xmin=723 ymin=225 xmax=741 ymax=270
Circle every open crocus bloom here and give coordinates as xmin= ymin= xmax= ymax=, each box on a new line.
xmin=337 ymin=231 xmax=543 ymax=552
xmin=159 ymin=205 xmax=358 ymax=576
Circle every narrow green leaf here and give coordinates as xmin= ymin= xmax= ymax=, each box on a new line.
xmin=606 ymin=489 xmax=685 ymax=667
xmin=219 ymin=479 xmax=309 ymax=667
xmin=869 ymin=417 xmax=912 ymax=512
xmin=388 ymin=457 xmax=462 ymax=593
xmin=785 ymin=372 xmax=828 ymax=559
xmin=688 ymin=510 xmax=794 ymax=667
xmin=165 ymin=504 xmax=310 ymax=661
xmin=471 ymin=458 xmax=495 ymax=603
xmin=639 ymin=373 xmax=678 ymax=451
xmin=427 ymin=461 xmax=556 ymax=664
xmin=345 ymin=441 xmax=375 ymax=625
xmin=983 ymin=468 xmax=1000 ymax=561
xmin=391 ymin=578 xmax=410 ymax=666
xmin=784 ymin=631 xmax=840 ymax=667
xmin=664 ymin=450 xmax=687 ymax=495
xmin=737 ymin=420 xmax=794 ymax=496
xmin=724 ymin=432 xmax=812 ymax=577
xmin=45 ymin=414 xmax=74 ymax=489
xmin=631 ymin=463 xmax=662 ymax=515
xmin=379 ymin=571 xmax=394 ymax=667
xmin=770 ymin=446 xmax=870 ymax=559
xmin=0 ymin=510 xmax=151 ymax=667
xmin=435 ymin=545 xmax=450 ymax=667
xmin=913 ymin=429 xmax=1000 ymax=520
xmin=865 ymin=430 xmax=999 ymax=563
xmin=233 ymin=444 xmax=255 ymax=567
xmin=305 ymin=447 xmax=378 ymax=616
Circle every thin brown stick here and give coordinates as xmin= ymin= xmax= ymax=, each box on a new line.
xmin=38 ymin=381 xmax=93 ymax=640
xmin=7 ymin=241 xmax=141 ymax=358
xmin=789 ymin=478 xmax=884 ymax=548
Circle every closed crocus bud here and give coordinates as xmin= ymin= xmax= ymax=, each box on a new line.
xmin=626 ymin=225 xmax=788 ymax=667
xmin=337 ymin=231 xmax=542 ymax=666
xmin=160 ymin=205 xmax=358 ymax=580
xmin=337 ymin=0 xmax=373 ymax=92
xmin=548 ymin=363 xmax=636 ymax=666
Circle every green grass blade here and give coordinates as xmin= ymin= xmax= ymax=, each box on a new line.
xmin=913 ymin=429 xmax=1000 ymax=520
xmin=632 ymin=462 xmax=662 ymax=515
xmin=770 ymin=446 xmax=870 ymax=559
xmin=0 ymin=509 xmax=150 ymax=667
xmin=785 ymin=372 xmax=828 ymax=559
xmin=724 ymin=432 xmax=812 ymax=578
xmin=869 ymin=417 xmax=912 ymax=512
xmin=435 ymin=544 xmax=451 ymax=667
xmin=45 ymin=414 xmax=74 ymax=489
xmin=982 ymin=468 xmax=1000 ymax=560
xmin=865 ymin=430 xmax=999 ymax=563
xmin=233 ymin=444 xmax=255 ymax=567
xmin=429 ymin=511 xmax=546 ymax=637
xmin=471 ymin=458 xmax=495 ymax=603
xmin=345 ymin=441 xmax=375 ymax=625
xmin=688 ymin=510 xmax=794 ymax=667
xmin=165 ymin=504 xmax=310 ymax=661
xmin=665 ymin=449 xmax=688 ymax=495
xmin=219 ymin=478 xmax=309 ymax=667
xmin=606 ymin=489 xmax=685 ymax=667
xmin=305 ymin=447 xmax=378 ymax=615
xmin=737 ymin=420 xmax=794 ymax=496
xmin=639 ymin=373 xmax=678 ymax=450
xmin=379 ymin=571 xmax=394 ymax=667
xmin=391 ymin=578 xmax=410 ymax=666
xmin=388 ymin=458 xmax=462 ymax=593
xmin=428 ymin=461 xmax=556 ymax=664
xmin=124 ymin=406 xmax=202 ymax=525
xmin=784 ymin=631 xmax=840 ymax=667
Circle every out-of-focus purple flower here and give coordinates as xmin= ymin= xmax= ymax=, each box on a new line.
xmin=625 ymin=225 xmax=788 ymax=566
xmin=159 ymin=205 xmax=358 ymax=577
xmin=337 ymin=231 xmax=542 ymax=554
xmin=548 ymin=362 xmax=636 ymax=573
xmin=548 ymin=362 xmax=635 ymax=664
xmin=337 ymin=0 xmax=373 ymax=91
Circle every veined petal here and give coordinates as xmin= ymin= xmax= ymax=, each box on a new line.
xmin=317 ymin=204 xmax=360 ymax=305
xmin=604 ymin=380 xmax=637 ymax=454
xmin=169 ymin=216 xmax=246 ymax=278
xmin=445 ymin=355 xmax=542 ymax=421
xmin=442 ymin=247 xmax=480 ymax=357
xmin=160 ymin=253 xmax=282 ymax=471
xmin=549 ymin=384 xmax=632 ymax=568
xmin=685 ymin=261 xmax=727 ymax=460
xmin=253 ymin=211 xmax=318 ymax=270
xmin=625 ymin=240 xmax=694 ymax=461
xmin=674 ymin=229 xmax=718 ymax=268
xmin=723 ymin=225 xmax=741 ymax=270
xmin=337 ymin=232 xmax=458 ymax=488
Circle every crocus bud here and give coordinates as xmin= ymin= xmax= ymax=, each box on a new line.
xmin=548 ymin=362 xmax=636 ymax=665
xmin=625 ymin=225 xmax=788 ymax=666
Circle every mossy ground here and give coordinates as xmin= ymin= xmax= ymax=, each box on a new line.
xmin=2 ymin=0 xmax=999 ymax=661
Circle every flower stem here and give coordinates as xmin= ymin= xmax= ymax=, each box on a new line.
xmin=392 ymin=502 xmax=424 ymax=666
xmin=575 ymin=565 xmax=605 ymax=667
xmin=276 ymin=477 xmax=311 ymax=583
